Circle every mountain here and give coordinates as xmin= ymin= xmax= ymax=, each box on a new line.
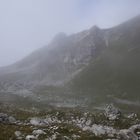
xmin=0 ymin=15 xmax=140 ymax=109
xmin=69 ymin=15 xmax=140 ymax=108
xmin=0 ymin=25 xmax=106 ymax=92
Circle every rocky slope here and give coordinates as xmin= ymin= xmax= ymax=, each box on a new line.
xmin=0 ymin=104 xmax=140 ymax=140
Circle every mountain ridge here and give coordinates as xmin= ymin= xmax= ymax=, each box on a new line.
xmin=0 ymin=15 xmax=140 ymax=106
xmin=0 ymin=24 xmax=106 ymax=88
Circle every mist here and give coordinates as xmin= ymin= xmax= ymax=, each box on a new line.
xmin=1 ymin=1 xmax=140 ymax=138
xmin=0 ymin=0 xmax=140 ymax=66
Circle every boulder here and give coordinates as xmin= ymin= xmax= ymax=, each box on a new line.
xmin=104 ymin=104 xmax=121 ymax=121
xmin=0 ymin=113 xmax=16 ymax=123
xmin=32 ymin=129 xmax=46 ymax=135
xmin=119 ymin=124 xmax=140 ymax=140
xmin=25 ymin=135 xmax=37 ymax=140
xmin=15 ymin=131 xmax=22 ymax=137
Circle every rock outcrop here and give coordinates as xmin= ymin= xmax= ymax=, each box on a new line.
xmin=104 ymin=104 xmax=121 ymax=121
xmin=0 ymin=113 xmax=16 ymax=124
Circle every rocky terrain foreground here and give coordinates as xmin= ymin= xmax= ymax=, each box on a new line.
xmin=0 ymin=104 xmax=140 ymax=140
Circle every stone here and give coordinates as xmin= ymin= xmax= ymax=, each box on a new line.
xmin=127 ymin=113 xmax=137 ymax=119
xmin=15 ymin=131 xmax=22 ymax=137
xmin=30 ymin=118 xmax=44 ymax=126
xmin=8 ymin=116 xmax=16 ymax=123
xmin=0 ymin=113 xmax=8 ymax=122
xmin=25 ymin=135 xmax=37 ymax=140
xmin=32 ymin=129 xmax=46 ymax=135
xmin=104 ymin=104 xmax=121 ymax=121
xmin=0 ymin=113 xmax=17 ymax=124
xmin=119 ymin=124 xmax=140 ymax=140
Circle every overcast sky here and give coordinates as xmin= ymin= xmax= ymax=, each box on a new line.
xmin=0 ymin=0 xmax=140 ymax=66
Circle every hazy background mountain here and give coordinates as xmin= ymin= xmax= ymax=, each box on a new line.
xmin=0 ymin=15 xmax=140 ymax=111
xmin=0 ymin=26 xmax=105 ymax=87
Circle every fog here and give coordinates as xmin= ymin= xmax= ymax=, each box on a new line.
xmin=0 ymin=0 xmax=140 ymax=66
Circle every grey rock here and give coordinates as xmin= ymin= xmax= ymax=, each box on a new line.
xmin=8 ymin=116 xmax=16 ymax=123
xmin=119 ymin=124 xmax=140 ymax=140
xmin=30 ymin=117 xmax=45 ymax=126
xmin=0 ymin=113 xmax=16 ymax=124
xmin=15 ymin=131 xmax=22 ymax=137
xmin=0 ymin=113 xmax=10 ymax=123
xmin=25 ymin=135 xmax=37 ymax=140
xmin=104 ymin=104 xmax=121 ymax=121
xmin=32 ymin=129 xmax=46 ymax=135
